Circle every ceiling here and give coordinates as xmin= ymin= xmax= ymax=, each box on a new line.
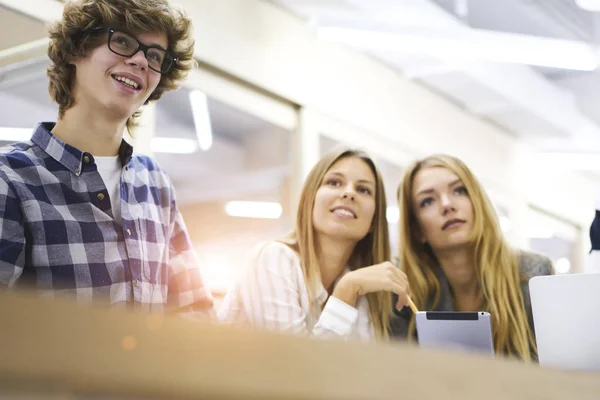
xmin=269 ymin=0 xmax=600 ymax=161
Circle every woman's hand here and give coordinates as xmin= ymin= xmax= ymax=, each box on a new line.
xmin=332 ymin=261 xmax=411 ymax=310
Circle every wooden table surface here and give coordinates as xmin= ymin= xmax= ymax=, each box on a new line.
xmin=0 ymin=292 xmax=598 ymax=400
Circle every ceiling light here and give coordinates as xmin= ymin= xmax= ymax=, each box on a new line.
xmin=189 ymin=90 xmax=213 ymax=151
xmin=224 ymin=201 xmax=282 ymax=219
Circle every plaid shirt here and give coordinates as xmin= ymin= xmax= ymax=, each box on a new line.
xmin=0 ymin=123 xmax=213 ymax=313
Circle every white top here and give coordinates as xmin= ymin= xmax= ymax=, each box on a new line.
xmin=95 ymin=155 xmax=122 ymax=224
xmin=217 ymin=241 xmax=374 ymax=340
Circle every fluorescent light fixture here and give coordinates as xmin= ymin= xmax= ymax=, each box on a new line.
xmin=317 ymin=26 xmax=599 ymax=71
xmin=150 ymin=137 xmax=198 ymax=154
xmin=386 ymin=206 xmax=400 ymax=223
xmin=224 ymin=201 xmax=282 ymax=219
xmin=0 ymin=127 xmax=32 ymax=142
xmin=189 ymin=90 xmax=213 ymax=151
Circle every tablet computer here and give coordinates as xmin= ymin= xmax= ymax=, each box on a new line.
xmin=415 ymin=311 xmax=494 ymax=356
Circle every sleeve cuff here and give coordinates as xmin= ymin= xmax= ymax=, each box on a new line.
xmin=316 ymin=295 xmax=359 ymax=336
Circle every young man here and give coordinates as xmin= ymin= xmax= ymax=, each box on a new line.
xmin=0 ymin=0 xmax=213 ymax=315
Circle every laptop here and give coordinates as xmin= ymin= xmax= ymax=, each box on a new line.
xmin=529 ymin=273 xmax=600 ymax=371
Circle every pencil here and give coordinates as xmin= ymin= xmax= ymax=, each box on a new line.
xmin=407 ymin=296 xmax=419 ymax=314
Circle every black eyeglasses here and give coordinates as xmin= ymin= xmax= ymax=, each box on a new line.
xmin=89 ymin=27 xmax=177 ymax=74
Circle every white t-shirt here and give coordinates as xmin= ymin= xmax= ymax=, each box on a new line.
xmin=95 ymin=156 xmax=122 ymax=224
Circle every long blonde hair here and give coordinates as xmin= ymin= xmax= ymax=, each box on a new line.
xmin=398 ymin=154 xmax=535 ymax=359
xmin=280 ymin=148 xmax=393 ymax=339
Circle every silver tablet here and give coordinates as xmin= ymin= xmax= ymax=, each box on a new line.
xmin=415 ymin=311 xmax=494 ymax=356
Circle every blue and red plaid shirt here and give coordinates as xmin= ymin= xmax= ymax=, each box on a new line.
xmin=0 ymin=122 xmax=213 ymax=313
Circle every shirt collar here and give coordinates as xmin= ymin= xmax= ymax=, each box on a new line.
xmin=31 ymin=122 xmax=134 ymax=176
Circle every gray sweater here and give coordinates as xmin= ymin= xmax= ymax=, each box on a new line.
xmin=389 ymin=251 xmax=554 ymax=359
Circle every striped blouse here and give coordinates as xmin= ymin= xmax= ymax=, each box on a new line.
xmin=217 ymin=241 xmax=374 ymax=340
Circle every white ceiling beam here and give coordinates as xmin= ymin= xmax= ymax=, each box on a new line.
xmin=0 ymin=39 xmax=48 ymax=68
xmin=0 ymin=38 xmax=48 ymax=62
xmin=315 ymin=21 xmax=599 ymax=72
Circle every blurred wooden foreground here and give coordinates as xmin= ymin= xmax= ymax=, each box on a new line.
xmin=0 ymin=292 xmax=599 ymax=400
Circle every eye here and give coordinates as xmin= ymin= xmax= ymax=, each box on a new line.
xmin=454 ymin=186 xmax=468 ymax=195
xmin=113 ymin=36 xmax=132 ymax=47
xmin=325 ymin=178 xmax=342 ymax=187
xmin=420 ymin=197 xmax=433 ymax=208
xmin=147 ymin=50 xmax=163 ymax=62
xmin=357 ymin=186 xmax=372 ymax=195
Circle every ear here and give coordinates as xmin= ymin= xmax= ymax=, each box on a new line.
xmin=66 ymin=54 xmax=77 ymax=67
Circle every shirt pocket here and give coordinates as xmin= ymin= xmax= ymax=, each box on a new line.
xmin=137 ymin=218 xmax=168 ymax=285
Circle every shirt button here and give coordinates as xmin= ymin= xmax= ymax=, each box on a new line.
xmin=83 ymin=156 xmax=90 ymax=164
xmin=74 ymin=167 xmax=80 ymax=173
xmin=97 ymin=193 xmax=105 ymax=201
xmin=127 ymin=229 xmax=132 ymax=236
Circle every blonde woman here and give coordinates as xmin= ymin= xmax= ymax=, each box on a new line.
xmin=390 ymin=154 xmax=554 ymax=360
xmin=219 ymin=148 xmax=411 ymax=340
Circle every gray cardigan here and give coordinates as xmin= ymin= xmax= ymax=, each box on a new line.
xmin=389 ymin=251 xmax=554 ymax=359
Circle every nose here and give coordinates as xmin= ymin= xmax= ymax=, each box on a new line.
xmin=440 ymin=194 xmax=456 ymax=215
xmin=125 ymin=49 xmax=149 ymax=70
xmin=341 ymin=185 xmax=356 ymax=201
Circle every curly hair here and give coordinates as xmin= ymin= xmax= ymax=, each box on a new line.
xmin=47 ymin=0 xmax=195 ymax=132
